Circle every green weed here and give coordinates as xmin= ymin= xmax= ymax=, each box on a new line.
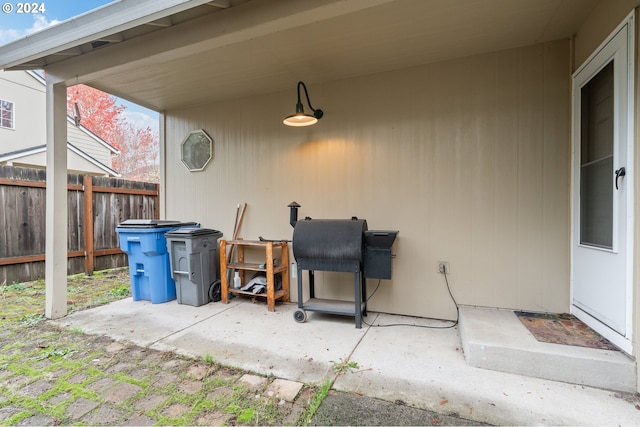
xmin=236 ymin=406 xmax=256 ymax=423
xmin=331 ymin=358 xmax=359 ymax=374
xmin=106 ymin=285 xmax=130 ymax=299
xmin=36 ymin=346 xmax=77 ymax=360
xmin=300 ymin=379 xmax=332 ymax=426
xmin=3 ymin=283 xmax=27 ymax=292
xmin=19 ymin=313 xmax=45 ymax=326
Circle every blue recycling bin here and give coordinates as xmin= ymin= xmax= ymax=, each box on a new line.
xmin=116 ymin=220 xmax=198 ymax=303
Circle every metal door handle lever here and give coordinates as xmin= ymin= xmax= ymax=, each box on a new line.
xmin=615 ymin=167 xmax=626 ymax=190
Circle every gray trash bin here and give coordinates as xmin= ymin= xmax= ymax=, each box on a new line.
xmin=165 ymin=228 xmax=223 ymax=307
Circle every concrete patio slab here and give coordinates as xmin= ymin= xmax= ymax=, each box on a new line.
xmin=458 ymin=306 xmax=636 ymax=392
xmin=54 ymin=300 xmax=640 ymax=426
xmin=330 ymin=312 xmax=640 ymax=426
xmin=56 ymin=297 xmax=237 ymax=347
xmin=152 ymin=301 xmax=368 ymax=384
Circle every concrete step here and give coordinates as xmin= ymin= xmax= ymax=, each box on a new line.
xmin=458 ymin=306 xmax=636 ymax=392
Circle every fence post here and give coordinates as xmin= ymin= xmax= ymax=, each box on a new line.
xmin=83 ymin=175 xmax=94 ymax=275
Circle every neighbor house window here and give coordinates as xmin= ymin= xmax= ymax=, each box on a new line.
xmin=1 ymin=100 xmax=14 ymax=129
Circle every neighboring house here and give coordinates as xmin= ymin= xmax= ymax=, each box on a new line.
xmin=0 ymin=70 xmax=119 ymax=176
xmin=0 ymin=0 xmax=639 ymax=392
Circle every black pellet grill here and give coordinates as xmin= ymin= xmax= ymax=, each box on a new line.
xmin=290 ymin=207 xmax=397 ymax=328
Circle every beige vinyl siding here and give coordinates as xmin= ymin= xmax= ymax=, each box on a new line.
xmin=573 ymin=1 xmax=640 ymax=71
xmin=66 ymin=125 xmax=112 ymax=167
xmin=164 ymin=40 xmax=570 ymax=319
xmin=0 ymin=71 xmax=45 ymax=153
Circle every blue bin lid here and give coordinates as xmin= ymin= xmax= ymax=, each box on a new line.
xmin=117 ymin=219 xmax=197 ymax=228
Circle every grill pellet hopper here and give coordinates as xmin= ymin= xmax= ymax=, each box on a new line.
xmin=289 ymin=203 xmax=397 ymax=328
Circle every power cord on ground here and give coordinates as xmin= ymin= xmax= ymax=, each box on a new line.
xmin=363 ymin=266 xmax=459 ymax=329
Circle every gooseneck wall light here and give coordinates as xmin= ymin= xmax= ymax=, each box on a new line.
xmin=283 ymin=81 xmax=324 ymax=127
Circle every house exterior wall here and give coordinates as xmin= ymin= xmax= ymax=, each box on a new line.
xmin=164 ymin=40 xmax=570 ymax=320
xmin=0 ymin=71 xmax=46 ymax=152
xmin=573 ymin=1 xmax=640 ymax=71
xmin=0 ymin=70 xmax=114 ymax=173
xmin=66 ymin=125 xmax=112 ymax=167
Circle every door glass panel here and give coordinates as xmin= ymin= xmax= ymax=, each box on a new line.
xmin=580 ymin=61 xmax=613 ymax=249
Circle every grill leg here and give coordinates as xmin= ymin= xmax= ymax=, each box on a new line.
xmin=354 ymin=267 xmax=362 ymax=329
xmin=297 ymin=265 xmax=304 ymax=309
xmin=309 ymin=270 xmax=315 ymax=299
xmin=361 ymin=274 xmax=367 ymax=317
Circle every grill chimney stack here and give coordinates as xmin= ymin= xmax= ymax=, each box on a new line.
xmin=288 ymin=201 xmax=301 ymax=228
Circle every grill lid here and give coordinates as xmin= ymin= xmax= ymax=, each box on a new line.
xmin=292 ymin=218 xmax=368 ymax=262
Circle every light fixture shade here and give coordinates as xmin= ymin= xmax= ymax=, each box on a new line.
xmin=283 ymin=81 xmax=323 ymax=127
xmin=283 ymin=113 xmax=318 ymax=127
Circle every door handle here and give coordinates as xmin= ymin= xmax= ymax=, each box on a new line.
xmin=615 ymin=167 xmax=626 ymax=190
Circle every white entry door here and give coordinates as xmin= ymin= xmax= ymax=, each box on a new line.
xmin=571 ymin=15 xmax=634 ymax=353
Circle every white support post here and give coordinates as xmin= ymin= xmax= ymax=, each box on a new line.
xmin=45 ymin=77 xmax=68 ymax=319
xmin=159 ymin=111 xmax=166 ymax=219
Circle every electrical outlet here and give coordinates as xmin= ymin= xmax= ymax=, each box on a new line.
xmin=291 ymin=263 xmax=297 ymax=278
xmin=437 ymin=261 xmax=449 ymax=274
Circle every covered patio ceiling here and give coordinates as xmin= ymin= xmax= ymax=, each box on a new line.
xmin=0 ymin=0 xmax=598 ymax=111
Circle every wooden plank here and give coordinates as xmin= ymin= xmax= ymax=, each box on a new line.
xmin=92 ymin=186 xmax=159 ymax=196
xmin=67 ymin=188 xmax=83 ymax=252
xmin=220 ymin=240 xmax=229 ymax=304
xmin=0 ymin=178 xmax=45 ymax=188
xmin=281 ymin=242 xmax=290 ymax=303
xmin=226 ymin=262 xmax=288 ymax=273
xmin=83 ymin=175 xmax=95 ymax=275
xmin=0 ymin=250 xmax=85 ymax=266
xmin=225 ymin=239 xmax=287 ymax=248
xmin=227 ymin=288 xmax=287 ymax=299
xmin=0 ymin=254 xmax=45 ymax=266
xmin=94 ymin=248 xmax=123 ymax=256
xmin=266 ymin=242 xmax=275 ymax=311
xmin=0 ymin=177 xmax=82 ymax=191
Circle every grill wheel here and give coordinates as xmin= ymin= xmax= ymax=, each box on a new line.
xmin=294 ymin=309 xmax=307 ymax=323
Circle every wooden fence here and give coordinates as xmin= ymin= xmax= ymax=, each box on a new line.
xmin=0 ymin=165 xmax=159 ymax=284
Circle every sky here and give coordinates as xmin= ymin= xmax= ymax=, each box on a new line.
xmin=0 ymin=0 xmax=159 ymax=133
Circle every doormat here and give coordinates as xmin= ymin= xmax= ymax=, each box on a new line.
xmin=515 ymin=311 xmax=618 ymax=351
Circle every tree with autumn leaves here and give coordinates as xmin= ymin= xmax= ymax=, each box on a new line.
xmin=67 ymin=84 xmax=159 ymax=182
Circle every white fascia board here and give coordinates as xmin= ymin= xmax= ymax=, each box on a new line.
xmin=0 ymin=0 xmax=214 ymax=70
xmin=67 ymin=143 xmax=120 ymax=177
xmin=0 ymin=143 xmax=119 ymax=177
xmin=0 ymin=146 xmax=46 ymax=162
xmin=26 ymin=70 xmax=46 ymax=85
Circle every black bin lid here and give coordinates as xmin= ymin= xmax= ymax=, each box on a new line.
xmin=364 ymin=230 xmax=398 ymax=248
xmin=117 ymin=219 xmax=197 ymax=228
xmin=165 ymin=228 xmax=223 ymax=237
